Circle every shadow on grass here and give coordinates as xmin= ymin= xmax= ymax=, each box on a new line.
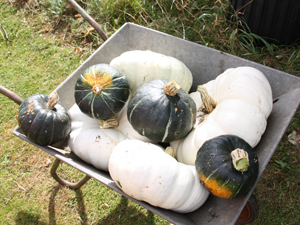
xmin=96 ymin=196 xmax=155 ymax=225
xmin=15 ymin=211 xmax=47 ymax=225
xmin=25 ymin=183 xmax=155 ymax=224
xmin=48 ymin=184 xmax=88 ymax=225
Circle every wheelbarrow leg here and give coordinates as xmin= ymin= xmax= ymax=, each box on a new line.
xmin=50 ymin=158 xmax=91 ymax=189
xmin=236 ymin=194 xmax=259 ymax=224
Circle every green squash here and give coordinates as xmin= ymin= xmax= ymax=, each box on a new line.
xmin=17 ymin=93 xmax=71 ymax=146
xmin=127 ymin=79 xmax=196 ymax=143
xmin=74 ymin=64 xmax=129 ymax=120
xmin=195 ymin=134 xmax=259 ymax=199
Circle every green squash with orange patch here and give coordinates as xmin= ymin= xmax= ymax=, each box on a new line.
xmin=75 ymin=64 xmax=129 ymax=120
xmin=195 ymin=135 xmax=259 ymax=199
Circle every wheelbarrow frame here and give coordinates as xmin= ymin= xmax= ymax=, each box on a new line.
xmin=12 ymin=20 xmax=300 ymax=224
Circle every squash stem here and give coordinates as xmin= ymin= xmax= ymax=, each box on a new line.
xmin=231 ymin=148 xmax=249 ymax=173
xmin=197 ymin=85 xmax=216 ymax=113
xmin=46 ymin=92 xmax=59 ymax=109
xmin=100 ymin=117 xmax=119 ymax=128
xmin=164 ymin=80 xmax=180 ymax=96
xmin=92 ymin=84 xmax=102 ymax=94
xmin=165 ymin=146 xmax=176 ymax=158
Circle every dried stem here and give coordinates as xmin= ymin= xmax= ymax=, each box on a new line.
xmin=46 ymin=92 xmax=59 ymax=109
xmin=164 ymin=80 xmax=181 ymax=96
xmin=197 ymin=85 xmax=216 ymax=113
xmin=1 ymin=25 xmax=12 ymax=42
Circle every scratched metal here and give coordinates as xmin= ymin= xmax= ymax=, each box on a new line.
xmin=14 ymin=23 xmax=300 ymax=225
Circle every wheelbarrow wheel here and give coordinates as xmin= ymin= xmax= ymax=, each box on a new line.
xmin=236 ymin=194 xmax=259 ymax=224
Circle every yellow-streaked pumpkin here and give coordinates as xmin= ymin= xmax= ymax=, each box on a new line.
xmin=75 ymin=64 xmax=129 ymax=120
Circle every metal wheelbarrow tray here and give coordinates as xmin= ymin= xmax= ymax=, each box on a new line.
xmin=13 ymin=22 xmax=300 ymax=224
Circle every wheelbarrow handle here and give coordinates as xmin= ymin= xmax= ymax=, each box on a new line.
xmin=66 ymin=0 xmax=108 ymax=42
xmin=0 ymin=85 xmax=23 ymax=105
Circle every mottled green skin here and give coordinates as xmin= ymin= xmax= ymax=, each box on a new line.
xmin=195 ymin=135 xmax=259 ymax=199
xmin=127 ymin=79 xmax=196 ymax=143
xmin=17 ymin=94 xmax=71 ymax=146
xmin=74 ymin=64 xmax=129 ymax=120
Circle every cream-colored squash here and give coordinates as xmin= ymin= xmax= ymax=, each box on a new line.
xmin=68 ymin=123 xmax=127 ymax=171
xmin=108 ymin=139 xmax=209 ymax=213
xmin=68 ymin=103 xmax=101 ymax=132
xmin=109 ymin=50 xmax=193 ymax=93
xmin=67 ymin=103 xmax=155 ymax=171
xmin=171 ymin=66 xmax=273 ymax=165
xmin=68 ymin=103 xmax=153 ymax=143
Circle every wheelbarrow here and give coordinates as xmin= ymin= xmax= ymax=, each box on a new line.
xmin=5 ymin=0 xmax=300 ymax=224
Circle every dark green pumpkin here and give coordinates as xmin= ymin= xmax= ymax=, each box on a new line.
xmin=195 ymin=135 xmax=259 ymax=199
xmin=74 ymin=64 xmax=129 ymax=120
xmin=127 ymin=79 xmax=196 ymax=143
xmin=17 ymin=93 xmax=71 ymax=146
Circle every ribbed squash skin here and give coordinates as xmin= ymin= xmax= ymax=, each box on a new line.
xmin=109 ymin=50 xmax=193 ymax=93
xmin=108 ymin=139 xmax=210 ymax=213
xmin=75 ymin=64 xmax=129 ymax=120
xmin=171 ymin=66 xmax=272 ymax=166
xmin=195 ymin=135 xmax=259 ymax=199
xmin=17 ymin=94 xmax=71 ymax=146
xmin=127 ymin=79 xmax=196 ymax=143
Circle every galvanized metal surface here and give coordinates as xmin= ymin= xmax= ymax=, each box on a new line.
xmin=13 ymin=23 xmax=300 ymax=225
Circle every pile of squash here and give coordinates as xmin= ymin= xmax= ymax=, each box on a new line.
xmin=17 ymin=50 xmax=273 ymax=213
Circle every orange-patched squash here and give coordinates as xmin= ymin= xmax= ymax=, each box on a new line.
xmin=195 ymin=135 xmax=259 ymax=199
xmin=74 ymin=64 xmax=129 ymax=120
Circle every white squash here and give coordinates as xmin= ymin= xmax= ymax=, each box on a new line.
xmin=68 ymin=123 xmax=128 ymax=171
xmin=68 ymin=103 xmax=101 ymax=132
xmin=109 ymin=50 xmax=193 ymax=93
xmin=171 ymin=66 xmax=273 ymax=165
xmin=67 ymin=104 xmax=155 ymax=171
xmin=108 ymin=139 xmax=210 ymax=213
xmin=68 ymin=103 xmax=153 ymax=142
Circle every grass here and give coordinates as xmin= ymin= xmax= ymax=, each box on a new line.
xmin=1 ymin=0 xmax=300 ymax=224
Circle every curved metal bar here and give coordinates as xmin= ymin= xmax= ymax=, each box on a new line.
xmin=0 ymin=85 xmax=23 ymax=105
xmin=66 ymin=0 xmax=108 ymax=42
xmin=50 ymin=158 xmax=91 ymax=189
